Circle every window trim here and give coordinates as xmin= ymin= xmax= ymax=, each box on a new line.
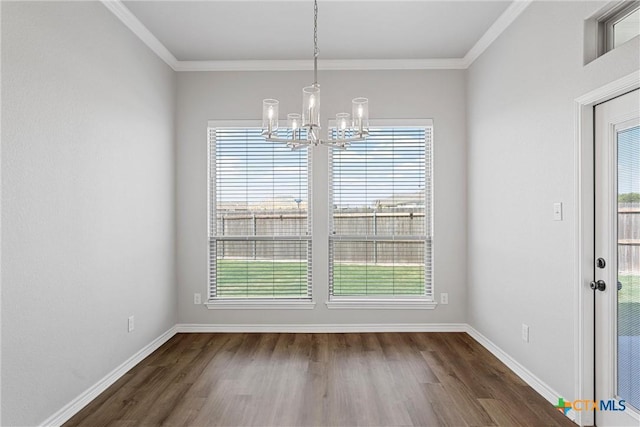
xmin=206 ymin=300 xmax=316 ymax=310
xmin=206 ymin=119 xmax=437 ymax=310
xmin=327 ymin=119 xmax=435 ymax=305
xmin=207 ymin=120 xmax=313 ymax=306
xmin=325 ymin=299 xmax=437 ymax=310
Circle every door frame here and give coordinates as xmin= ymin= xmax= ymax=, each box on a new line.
xmin=574 ymin=71 xmax=639 ymax=427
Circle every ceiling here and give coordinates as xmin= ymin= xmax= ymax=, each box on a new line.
xmin=121 ymin=1 xmax=513 ymax=63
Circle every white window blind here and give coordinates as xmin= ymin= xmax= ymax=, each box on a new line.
xmin=329 ymin=126 xmax=433 ymax=299
xmin=208 ymin=128 xmax=312 ymax=300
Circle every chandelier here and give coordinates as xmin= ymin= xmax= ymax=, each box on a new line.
xmin=261 ymin=0 xmax=370 ymax=149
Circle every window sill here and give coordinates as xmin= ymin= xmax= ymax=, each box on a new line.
xmin=325 ymin=299 xmax=438 ymax=310
xmin=206 ymin=300 xmax=316 ymax=310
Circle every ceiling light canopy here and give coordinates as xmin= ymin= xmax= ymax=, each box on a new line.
xmin=261 ymin=0 xmax=370 ymax=149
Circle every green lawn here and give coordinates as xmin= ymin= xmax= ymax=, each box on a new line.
xmin=617 ymin=275 xmax=639 ymax=336
xmin=215 ymin=260 xmax=425 ymax=298
xmin=332 ymin=263 xmax=424 ymax=296
xmin=216 ymin=260 xmax=307 ymax=298
xmin=618 ymin=275 xmax=640 ymax=303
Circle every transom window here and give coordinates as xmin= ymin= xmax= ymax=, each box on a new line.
xmin=601 ymin=1 xmax=640 ymax=54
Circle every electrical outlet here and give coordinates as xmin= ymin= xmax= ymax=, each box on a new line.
xmin=128 ymin=315 xmax=135 ymax=333
xmin=522 ymin=324 xmax=529 ymax=343
xmin=440 ymin=293 xmax=449 ymax=305
xmin=194 ymin=293 xmax=201 ymax=305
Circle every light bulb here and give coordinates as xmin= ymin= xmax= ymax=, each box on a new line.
xmin=292 ymin=120 xmax=298 ymax=130
xmin=309 ymin=95 xmax=315 ymax=108
xmin=358 ymin=105 xmax=363 ymax=118
xmin=340 ymin=120 xmax=346 ymax=130
xmin=268 ymin=106 xmax=273 ymax=120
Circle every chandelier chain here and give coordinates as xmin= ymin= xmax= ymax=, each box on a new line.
xmin=313 ymin=0 xmax=318 ymax=85
xmin=314 ymin=0 xmax=318 ymax=57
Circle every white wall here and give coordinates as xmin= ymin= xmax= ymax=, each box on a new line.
xmin=176 ymin=70 xmax=467 ymax=325
xmin=467 ymin=1 xmax=639 ymax=400
xmin=7 ymin=0 xmax=636 ymax=423
xmin=1 ymin=2 xmax=176 ymax=425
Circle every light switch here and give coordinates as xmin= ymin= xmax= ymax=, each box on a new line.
xmin=553 ymin=202 xmax=563 ymax=221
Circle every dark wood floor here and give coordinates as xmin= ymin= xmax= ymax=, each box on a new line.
xmin=65 ymin=333 xmax=575 ymax=426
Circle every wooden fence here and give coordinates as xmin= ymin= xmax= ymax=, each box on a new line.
xmin=619 ymin=204 xmax=640 ymax=274
xmin=216 ymin=209 xmax=425 ymax=264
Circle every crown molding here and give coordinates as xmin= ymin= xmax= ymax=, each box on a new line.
xmin=101 ymin=0 xmax=179 ymax=70
xmin=173 ymin=58 xmax=467 ymax=72
xmin=463 ymin=0 xmax=533 ymax=67
xmin=103 ymin=0 xmax=531 ymax=72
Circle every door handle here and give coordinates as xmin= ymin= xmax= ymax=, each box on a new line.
xmin=590 ymin=280 xmax=606 ymax=291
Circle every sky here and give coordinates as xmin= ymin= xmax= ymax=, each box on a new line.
xmin=214 ymin=127 xmax=430 ymax=209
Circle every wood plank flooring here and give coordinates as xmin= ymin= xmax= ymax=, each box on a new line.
xmin=64 ymin=333 xmax=575 ymax=426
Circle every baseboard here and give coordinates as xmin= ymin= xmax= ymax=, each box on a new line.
xmin=465 ymin=325 xmax=577 ymax=424
xmin=176 ymin=322 xmax=468 ymax=333
xmin=40 ymin=325 xmax=178 ymax=427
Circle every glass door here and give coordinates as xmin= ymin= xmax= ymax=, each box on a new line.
xmin=595 ymin=89 xmax=640 ymax=426
xmin=617 ymin=124 xmax=640 ymax=415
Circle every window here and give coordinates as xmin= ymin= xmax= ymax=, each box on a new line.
xmin=602 ymin=1 xmax=640 ymax=53
xmin=208 ymin=127 xmax=311 ymax=303
xmin=329 ymin=124 xmax=433 ymax=301
xmin=585 ymin=1 xmax=639 ymax=63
